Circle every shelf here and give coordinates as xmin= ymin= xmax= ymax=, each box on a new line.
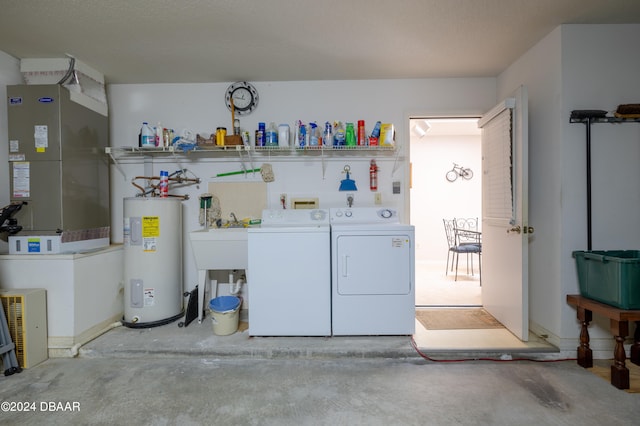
xmin=570 ymin=112 xmax=640 ymax=250
xmin=105 ymin=143 xmax=399 ymax=180
xmin=569 ymin=116 xmax=640 ymax=124
xmin=105 ymin=144 xmax=396 ymax=155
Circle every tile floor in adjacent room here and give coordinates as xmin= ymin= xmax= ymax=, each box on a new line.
xmin=412 ymin=260 xmax=557 ymax=354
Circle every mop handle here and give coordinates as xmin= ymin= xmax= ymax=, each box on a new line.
xmin=215 ymin=168 xmax=262 ymax=177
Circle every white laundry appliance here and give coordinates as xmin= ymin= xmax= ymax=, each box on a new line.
xmin=248 ymin=209 xmax=331 ymax=336
xmin=330 ymin=207 xmax=415 ymax=335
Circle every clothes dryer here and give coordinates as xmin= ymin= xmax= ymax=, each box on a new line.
xmin=330 ymin=207 xmax=415 ymax=335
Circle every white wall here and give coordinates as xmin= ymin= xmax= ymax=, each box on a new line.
xmin=0 ymin=51 xmax=22 ymax=253
xmin=498 ymin=24 xmax=640 ymax=350
xmin=108 ymin=79 xmax=496 ymax=292
xmin=410 ymin=131 xmax=481 ymax=263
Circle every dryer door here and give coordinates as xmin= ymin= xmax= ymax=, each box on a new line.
xmin=335 ymin=233 xmax=411 ymax=295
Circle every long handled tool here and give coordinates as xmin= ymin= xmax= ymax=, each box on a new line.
xmin=0 ymin=300 xmax=22 ymax=376
xmin=214 ymin=164 xmax=275 ymax=182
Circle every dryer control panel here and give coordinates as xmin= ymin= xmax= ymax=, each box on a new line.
xmin=329 ymin=207 xmax=399 ymax=224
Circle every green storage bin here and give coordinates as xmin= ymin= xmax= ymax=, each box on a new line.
xmin=572 ymin=250 xmax=640 ymax=309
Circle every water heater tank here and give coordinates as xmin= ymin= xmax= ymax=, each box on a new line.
xmin=123 ymin=197 xmax=183 ymax=327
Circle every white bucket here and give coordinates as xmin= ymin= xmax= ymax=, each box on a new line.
xmin=209 ymin=296 xmax=241 ymax=336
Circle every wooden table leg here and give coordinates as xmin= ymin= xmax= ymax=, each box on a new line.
xmin=630 ymin=321 xmax=640 ymax=366
xmin=610 ymin=319 xmax=630 ymax=390
xmin=577 ymin=307 xmax=593 ymax=368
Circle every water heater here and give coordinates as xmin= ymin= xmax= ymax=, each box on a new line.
xmin=123 ymin=198 xmax=183 ymax=327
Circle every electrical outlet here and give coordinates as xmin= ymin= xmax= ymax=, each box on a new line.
xmin=374 ymin=193 xmax=382 ymax=205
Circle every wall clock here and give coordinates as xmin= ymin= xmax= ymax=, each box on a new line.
xmin=225 ymin=81 xmax=259 ymax=116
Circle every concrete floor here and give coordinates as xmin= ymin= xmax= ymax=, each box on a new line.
xmin=1 ymin=319 xmax=639 ymax=425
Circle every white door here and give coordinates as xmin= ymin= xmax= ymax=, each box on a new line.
xmin=478 ymin=86 xmax=530 ymax=341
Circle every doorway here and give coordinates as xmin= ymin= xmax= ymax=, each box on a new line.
xmin=410 ymin=117 xmax=482 ymax=307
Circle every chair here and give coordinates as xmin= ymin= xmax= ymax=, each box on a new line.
xmin=442 ymin=218 xmax=482 ymax=283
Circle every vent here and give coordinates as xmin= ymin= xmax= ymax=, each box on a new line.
xmin=0 ymin=289 xmax=48 ymax=369
xmin=1 ymin=297 xmax=24 ymax=367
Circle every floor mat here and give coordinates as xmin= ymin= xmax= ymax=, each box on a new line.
xmin=416 ymin=308 xmax=504 ymax=330
xmin=587 ymin=360 xmax=640 ymax=393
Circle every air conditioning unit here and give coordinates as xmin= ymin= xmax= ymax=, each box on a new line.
xmin=0 ymin=289 xmax=48 ymax=369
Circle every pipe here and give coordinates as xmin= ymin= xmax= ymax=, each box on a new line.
xmin=230 ymin=278 xmax=244 ymax=295
xmin=70 ymin=321 xmax=123 ymax=357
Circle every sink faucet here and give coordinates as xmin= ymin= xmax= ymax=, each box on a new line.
xmin=347 ymin=195 xmax=354 ymax=208
xmin=230 ymin=212 xmax=240 ymax=226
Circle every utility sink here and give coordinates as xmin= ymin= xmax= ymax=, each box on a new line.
xmin=189 ymin=227 xmax=248 ymax=270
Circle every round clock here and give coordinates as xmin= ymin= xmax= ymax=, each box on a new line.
xmin=225 ymin=81 xmax=259 ymax=116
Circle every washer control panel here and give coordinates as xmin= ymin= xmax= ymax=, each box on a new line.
xmin=261 ymin=209 xmax=329 ymax=227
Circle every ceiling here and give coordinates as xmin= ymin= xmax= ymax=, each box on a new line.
xmin=1 ymin=0 xmax=639 ymax=85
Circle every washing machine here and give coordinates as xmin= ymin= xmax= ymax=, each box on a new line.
xmin=248 ymin=209 xmax=331 ymax=336
xmin=330 ymin=207 xmax=415 ymax=335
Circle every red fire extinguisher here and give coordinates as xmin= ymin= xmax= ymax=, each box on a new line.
xmin=369 ymin=159 xmax=378 ymax=191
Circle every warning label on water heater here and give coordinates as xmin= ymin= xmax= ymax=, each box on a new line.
xmin=144 ymin=288 xmax=155 ymax=306
xmin=142 ymin=216 xmax=160 ymax=252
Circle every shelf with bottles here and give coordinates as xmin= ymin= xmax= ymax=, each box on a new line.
xmin=105 ymin=142 xmax=396 ymax=157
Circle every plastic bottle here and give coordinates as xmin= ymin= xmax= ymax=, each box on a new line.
xmin=278 ymin=124 xmax=290 ymax=147
xmin=315 ymin=124 xmax=323 ymax=146
xmin=309 ymin=122 xmax=319 ymax=146
xmin=140 ymin=122 xmax=155 ymax=148
xmin=155 ymin=122 xmax=163 ymax=147
xmin=256 ymin=122 xmax=266 ymax=146
xmin=298 ymin=122 xmax=306 ymax=148
xmin=323 ymin=122 xmax=333 ymax=147
xmin=345 ymin=122 xmax=356 ymax=146
xmin=265 ymin=122 xmax=278 ymax=146
xmin=333 ymin=121 xmax=345 ymax=146
xmin=159 ymin=170 xmax=169 ymax=197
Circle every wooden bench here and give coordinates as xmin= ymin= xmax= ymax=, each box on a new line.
xmin=566 ymin=294 xmax=640 ymax=389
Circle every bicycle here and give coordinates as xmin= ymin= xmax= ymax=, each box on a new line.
xmin=445 ymin=163 xmax=473 ymax=182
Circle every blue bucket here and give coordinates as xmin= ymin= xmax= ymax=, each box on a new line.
xmin=209 ymin=295 xmax=241 ymax=313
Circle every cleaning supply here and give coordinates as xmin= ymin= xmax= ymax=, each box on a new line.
xmin=369 ymin=121 xmax=381 ymax=146
xmin=140 ymin=122 xmax=155 ymax=148
xmin=155 ymin=122 xmax=163 ymax=147
xmin=345 ymin=122 xmax=356 ymax=146
xmin=333 ymin=121 xmax=345 ymax=146
xmin=256 ymin=122 xmax=265 ymax=146
xmin=278 ymin=124 xmax=290 ymax=147
xmin=297 ymin=121 xmax=307 ymax=148
xmin=159 ymin=170 xmax=169 ymax=197
xmin=339 ymin=165 xmax=357 ymax=191
xmin=309 ymin=122 xmax=319 ymax=146
xmin=357 ymin=120 xmax=366 ymax=146
xmin=265 ymin=122 xmax=278 ymax=146
xmin=324 ymin=121 xmax=333 ymax=147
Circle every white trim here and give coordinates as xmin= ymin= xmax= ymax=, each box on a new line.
xmin=478 ymin=97 xmax=515 ymax=128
